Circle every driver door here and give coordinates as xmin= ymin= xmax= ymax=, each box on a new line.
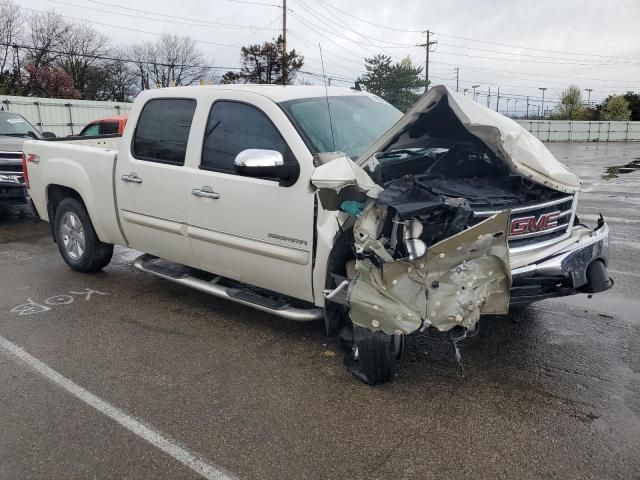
xmin=186 ymin=95 xmax=316 ymax=302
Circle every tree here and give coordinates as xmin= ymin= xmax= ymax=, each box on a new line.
xmin=356 ymin=55 xmax=426 ymax=112
xmin=221 ymin=35 xmax=303 ymax=85
xmin=24 ymin=63 xmax=79 ymax=98
xmin=0 ymin=0 xmax=22 ymax=94
xmin=58 ymin=23 xmax=111 ymax=99
xmin=20 ymin=11 xmax=72 ymax=96
xmin=622 ymin=92 xmax=640 ymax=121
xmin=599 ymin=95 xmax=631 ymax=121
xmin=552 ymin=85 xmax=589 ymax=120
xmin=99 ymin=49 xmax=137 ymax=102
xmin=130 ymin=34 xmax=209 ymax=89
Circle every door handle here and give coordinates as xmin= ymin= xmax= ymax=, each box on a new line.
xmin=192 ymin=187 xmax=220 ymax=199
xmin=121 ymin=173 xmax=143 ymax=184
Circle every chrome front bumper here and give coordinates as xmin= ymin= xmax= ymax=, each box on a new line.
xmin=509 ymin=221 xmax=610 ymax=303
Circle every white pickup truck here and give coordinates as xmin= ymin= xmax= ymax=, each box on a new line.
xmin=23 ymin=85 xmax=612 ymax=384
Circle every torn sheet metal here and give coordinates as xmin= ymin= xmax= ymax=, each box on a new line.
xmin=423 ymin=211 xmax=511 ymax=331
xmin=357 ymin=85 xmax=581 ymax=194
xmin=310 ymin=154 xmax=383 ymax=211
xmin=347 ymin=211 xmax=511 ymax=335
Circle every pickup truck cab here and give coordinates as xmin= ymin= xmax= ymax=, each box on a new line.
xmin=23 ymin=85 xmax=612 ymax=384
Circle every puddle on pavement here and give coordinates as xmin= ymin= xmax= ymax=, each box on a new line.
xmin=602 ymin=158 xmax=640 ymax=180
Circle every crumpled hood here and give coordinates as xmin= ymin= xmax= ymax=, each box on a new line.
xmin=357 ymin=85 xmax=581 ymax=194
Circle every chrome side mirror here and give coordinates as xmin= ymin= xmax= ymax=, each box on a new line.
xmin=234 ymin=149 xmax=283 ymax=170
xmin=234 ymin=149 xmax=298 ymax=185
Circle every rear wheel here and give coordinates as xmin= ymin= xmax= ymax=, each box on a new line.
xmin=341 ymin=324 xmax=399 ymax=385
xmin=54 ymin=197 xmax=113 ymax=272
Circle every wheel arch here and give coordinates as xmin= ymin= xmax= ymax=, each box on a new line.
xmin=46 ymin=185 xmax=89 ymax=242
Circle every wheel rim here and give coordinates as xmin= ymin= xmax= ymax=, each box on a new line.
xmin=60 ymin=211 xmax=85 ymax=260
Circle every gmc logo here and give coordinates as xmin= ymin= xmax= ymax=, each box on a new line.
xmin=510 ymin=211 xmax=561 ymax=236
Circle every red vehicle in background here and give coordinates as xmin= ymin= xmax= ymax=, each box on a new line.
xmin=78 ymin=115 xmax=127 ymax=136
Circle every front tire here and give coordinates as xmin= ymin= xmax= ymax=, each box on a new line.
xmin=342 ymin=324 xmax=398 ymax=385
xmin=54 ymin=197 xmax=113 ymax=272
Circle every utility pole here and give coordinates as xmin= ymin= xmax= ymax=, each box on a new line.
xmin=418 ymin=30 xmax=437 ymax=93
xmin=282 ymin=0 xmax=287 ymax=85
xmin=487 ymin=86 xmax=491 ymax=108
xmin=496 ymin=86 xmax=500 ymax=112
xmin=526 ymin=96 xmax=530 ymax=119
xmin=506 ymin=98 xmax=510 ymax=116
xmin=472 ymin=84 xmax=479 ymax=101
xmin=538 ymin=87 xmax=547 ymax=119
xmin=585 ymin=88 xmax=593 ymax=108
xmin=455 ymin=67 xmax=459 ymax=92
xmin=514 ymin=99 xmax=518 ymax=118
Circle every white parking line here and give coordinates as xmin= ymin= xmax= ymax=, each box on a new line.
xmin=0 ymin=335 xmax=235 ymax=480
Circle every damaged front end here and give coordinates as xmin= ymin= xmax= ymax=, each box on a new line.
xmin=310 ymin=86 xmax=611 ymax=384
xmin=312 ymin=154 xmax=511 ymax=337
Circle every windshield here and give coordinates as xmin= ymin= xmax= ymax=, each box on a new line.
xmin=280 ymin=94 xmax=402 ymax=159
xmin=0 ymin=112 xmax=41 ymax=138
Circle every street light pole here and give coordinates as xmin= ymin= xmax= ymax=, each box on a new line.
xmin=472 ymin=84 xmax=479 ymax=101
xmin=538 ymin=87 xmax=547 ymax=119
xmin=585 ymin=88 xmax=593 ymax=108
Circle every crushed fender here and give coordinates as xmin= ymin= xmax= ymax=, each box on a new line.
xmin=347 ymin=211 xmax=511 ymax=335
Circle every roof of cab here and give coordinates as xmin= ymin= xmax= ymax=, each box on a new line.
xmin=141 ymin=84 xmax=370 ymax=103
xmin=87 ymin=115 xmax=128 ymax=123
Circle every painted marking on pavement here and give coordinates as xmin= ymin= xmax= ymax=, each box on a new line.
xmin=0 ymin=335 xmax=235 ymax=480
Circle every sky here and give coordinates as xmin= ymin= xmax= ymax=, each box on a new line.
xmin=18 ymin=0 xmax=640 ymax=115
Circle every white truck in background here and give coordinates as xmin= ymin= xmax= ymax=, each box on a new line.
xmin=23 ymin=85 xmax=612 ymax=384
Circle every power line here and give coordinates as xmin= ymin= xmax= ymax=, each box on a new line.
xmin=1 ymin=41 xmax=242 ymax=71
xmin=314 ymin=0 xmax=423 ymax=33
xmin=54 ymin=0 xmax=281 ymax=30
xmin=436 ymin=41 xmax=632 ymax=65
xmin=432 ymin=31 xmax=639 ymax=62
xmin=433 ymin=48 xmax=634 ymax=66
xmin=291 ymin=0 xmax=416 ymax=49
xmin=20 ymin=7 xmax=242 ymax=48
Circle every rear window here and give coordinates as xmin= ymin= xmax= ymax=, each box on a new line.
xmin=133 ymin=99 xmax=196 ymax=165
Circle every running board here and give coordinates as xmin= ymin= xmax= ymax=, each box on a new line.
xmin=133 ymin=254 xmax=323 ymax=322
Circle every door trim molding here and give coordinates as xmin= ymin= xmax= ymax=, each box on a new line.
xmin=121 ymin=209 xmax=186 ymax=236
xmin=188 ymin=225 xmax=309 ymax=265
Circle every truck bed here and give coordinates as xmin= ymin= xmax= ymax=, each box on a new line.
xmin=23 ymin=139 xmax=126 ymax=246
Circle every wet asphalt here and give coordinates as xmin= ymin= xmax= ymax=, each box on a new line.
xmin=0 ymin=142 xmax=639 ymax=479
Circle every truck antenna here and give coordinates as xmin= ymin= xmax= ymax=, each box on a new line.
xmin=319 ymin=43 xmax=336 ymax=151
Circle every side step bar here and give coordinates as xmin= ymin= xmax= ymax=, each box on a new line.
xmin=133 ymin=254 xmax=323 ymax=322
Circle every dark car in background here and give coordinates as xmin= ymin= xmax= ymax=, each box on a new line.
xmin=0 ymin=111 xmax=54 ymax=210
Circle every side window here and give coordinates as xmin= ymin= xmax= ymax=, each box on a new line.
xmin=101 ymin=122 xmax=119 ymax=135
xmin=80 ymin=124 xmax=100 ymax=136
xmin=201 ymin=101 xmax=289 ymax=174
xmin=133 ymin=98 xmax=196 ymax=165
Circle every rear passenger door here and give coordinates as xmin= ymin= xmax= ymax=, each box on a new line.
xmin=116 ymin=97 xmax=197 ymax=267
xmin=187 ymin=96 xmax=316 ymax=302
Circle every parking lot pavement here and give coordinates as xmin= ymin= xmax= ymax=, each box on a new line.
xmin=1 ymin=142 xmax=639 ymax=480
